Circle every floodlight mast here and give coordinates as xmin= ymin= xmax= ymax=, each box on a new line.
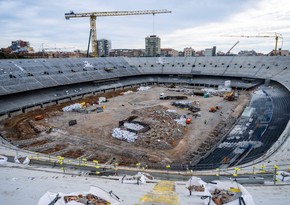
xmin=65 ymin=9 xmax=172 ymax=57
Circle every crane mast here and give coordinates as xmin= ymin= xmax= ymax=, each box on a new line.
xmin=65 ymin=9 xmax=172 ymax=57
xmin=222 ymin=33 xmax=283 ymax=55
xmin=226 ymin=41 xmax=239 ymax=55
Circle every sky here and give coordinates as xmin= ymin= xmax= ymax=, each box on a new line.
xmin=0 ymin=0 xmax=290 ymax=54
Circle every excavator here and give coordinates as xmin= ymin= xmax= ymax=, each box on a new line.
xmin=224 ymin=91 xmax=235 ymax=101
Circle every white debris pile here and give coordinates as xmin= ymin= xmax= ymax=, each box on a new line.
xmin=166 ymin=109 xmax=177 ymax=113
xmin=254 ymin=90 xmax=266 ymax=96
xmin=62 ymin=103 xmax=82 ymax=112
xmin=174 ymin=117 xmax=186 ymax=126
xmin=112 ymin=128 xmax=138 ymax=142
xmin=122 ymin=90 xmax=134 ymax=95
xmin=124 ymin=122 xmax=144 ymax=131
xmin=137 ymin=86 xmax=151 ymax=91
xmin=174 ymin=100 xmax=192 ymax=105
xmin=226 ymin=135 xmax=241 ymax=140
xmin=233 ymin=141 xmax=263 ymax=154
xmin=218 ymin=142 xmax=234 ymax=148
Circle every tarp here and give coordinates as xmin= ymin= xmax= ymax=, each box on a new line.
xmin=120 ymin=174 xmax=146 ymax=185
xmin=14 ymin=156 xmax=30 ymax=165
xmin=203 ymin=180 xmax=255 ymax=205
xmin=276 ymin=171 xmax=290 ymax=182
xmin=0 ymin=155 xmax=7 ymax=165
xmin=37 ymin=186 xmax=120 ymax=205
xmin=185 ymin=176 xmax=209 ymax=196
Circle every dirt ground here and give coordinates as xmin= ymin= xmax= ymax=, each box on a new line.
xmin=0 ymin=85 xmax=249 ymax=167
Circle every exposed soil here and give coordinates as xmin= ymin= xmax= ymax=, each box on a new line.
xmin=0 ymin=85 xmax=250 ymax=167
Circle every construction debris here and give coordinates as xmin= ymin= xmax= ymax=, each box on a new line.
xmin=159 ymin=93 xmax=188 ymax=100
xmin=38 ymin=186 xmax=121 ymax=205
xmin=62 ymin=103 xmax=82 ymax=112
xmin=112 ymin=128 xmax=138 ymax=143
xmin=171 ymin=101 xmax=200 ymax=113
xmin=137 ymin=86 xmax=151 ymax=91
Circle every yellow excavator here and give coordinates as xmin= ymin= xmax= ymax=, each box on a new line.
xmin=224 ymin=91 xmax=234 ymax=101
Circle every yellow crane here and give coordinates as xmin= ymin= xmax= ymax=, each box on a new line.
xmin=222 ymin=33 xmax=283 ymax=55
xmin=65 ymin=9 xmax=172 ymax=57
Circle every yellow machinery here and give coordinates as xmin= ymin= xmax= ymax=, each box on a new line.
xmin=222 ymin=33 xmax=283 ymax=55
xmin=65 ymin=10 xmax=171 ymax=57
xmin=224 ymin=91 xmax=234 ymax=101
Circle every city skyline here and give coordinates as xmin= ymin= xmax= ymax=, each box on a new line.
xmin=1 ymin=0 xmax=290 ymax=54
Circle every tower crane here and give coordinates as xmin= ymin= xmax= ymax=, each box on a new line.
xmin=65 ymin=9 xmax=172 ymax=57
xmin=221 ymin=33 xmax=283 ymax=55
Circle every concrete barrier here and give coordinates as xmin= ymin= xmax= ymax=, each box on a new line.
xmin=58 ymin=98 xmax=70 ymax=104
xmin=71 ymin=96 xmax=82 ymax=100
xmin=24 ymin=105 xmax=42 ymax=113
xmin=9 ymin=110 xmax=23 ymax=117
xmin=83 ymin=93 xmax=93 ymax=98
xmin=42 ymin=102 xmax=57 ymax=108
xmin=0 ymin=114 xmax=9 ymax=121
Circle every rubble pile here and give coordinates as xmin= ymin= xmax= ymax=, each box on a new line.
xmin=131 ymin=105 xmax=184 ymax=149
xmin=174 ymin=117 xmax=186 ymax=126
xmin=28 ymin=120 xmax=47 ymax=133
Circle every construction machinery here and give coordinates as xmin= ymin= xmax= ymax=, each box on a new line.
xmin=65 ymin=9 xmax=171 ymax=57
xmin=224 ymin=91 xmax=235 ymax=101
xmin=209 ymin=107 xmax=217 ymax=113
xmin=226 ymin=41 xmax=239 ymax=55
xmin=222 ymin=33 xmax=283 ymax=55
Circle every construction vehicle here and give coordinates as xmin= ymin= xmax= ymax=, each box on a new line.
xmin=224 ymin=91 xmax=235 ymax=101
xmin=209 ymin=107 xmax=217 ymax=113
xmin=65 ymin=9 xmax=171 ymax=57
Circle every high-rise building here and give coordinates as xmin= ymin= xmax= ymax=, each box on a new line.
xmin=97 ymin=39 xmax=111 ymax=57
xmin=204 ymin=46 xmax=216 ymax=57
xmin=145 ymin=35 xmax=161 ymax=57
